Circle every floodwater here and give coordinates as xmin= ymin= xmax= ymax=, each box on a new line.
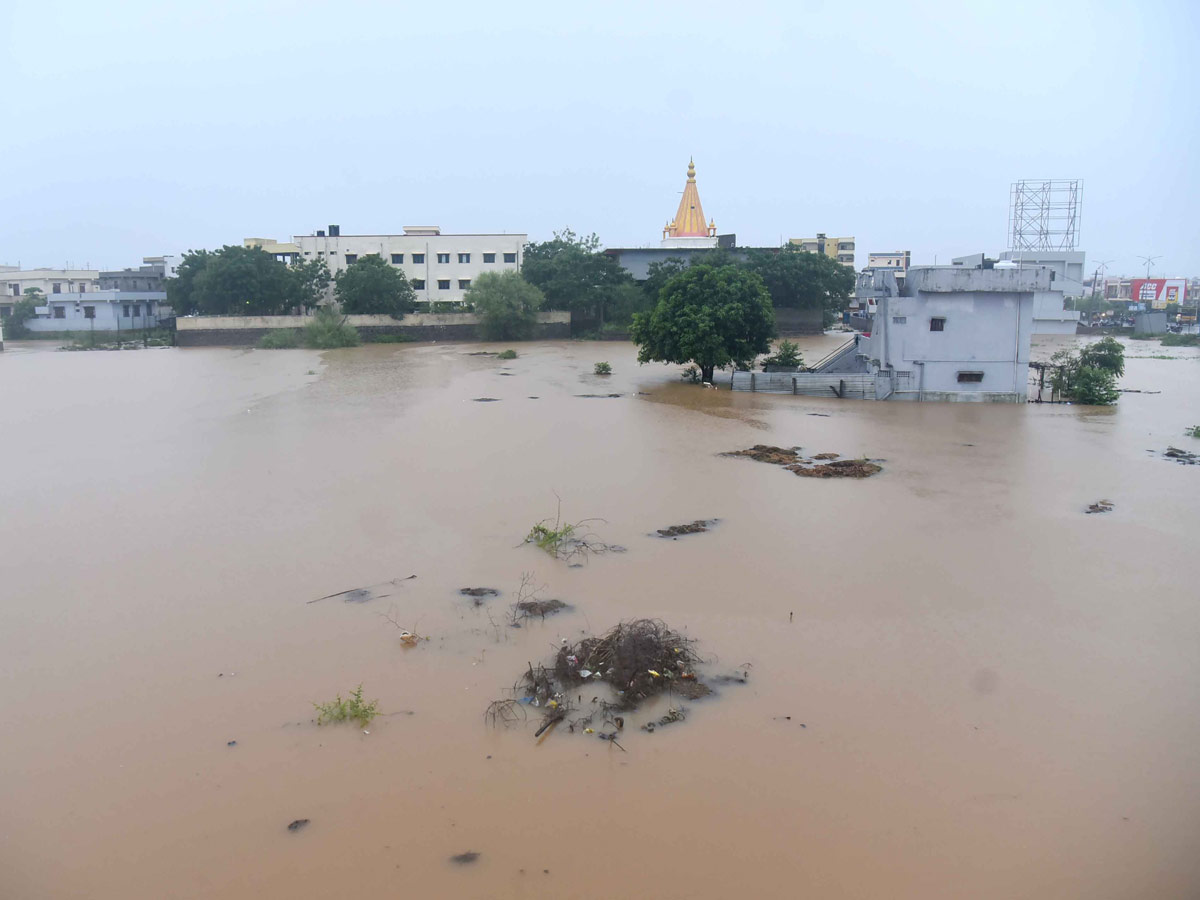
xmin=1 ymin=335 xmax=1198 ymax=899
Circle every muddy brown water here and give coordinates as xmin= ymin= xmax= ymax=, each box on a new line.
xmin=1 ymin=336 xmax=1198 ymax=899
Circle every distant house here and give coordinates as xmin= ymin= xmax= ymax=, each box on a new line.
xmin=24 ymin=291 xmax=166 ymax=333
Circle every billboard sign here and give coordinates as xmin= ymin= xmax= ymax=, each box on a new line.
xmin=1130 ymin=278 xmax=1186 ymax=309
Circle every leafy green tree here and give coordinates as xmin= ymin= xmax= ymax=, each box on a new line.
xmin=466 ymin=270 xmax=545 ymax=340
xmin=604 ymin=282 xmax=654 ymax=328
xmin=521 ymin=228 xmax=632 ymax=323
xmin=643 ymin=257 xmax=689 ymax=301
xmin=292 ymin=257 xmax=331 ymax=310
xmin=334 ymin=254 xmax=415 ymax=317
xmin=5 ymin=290 xmax=43 ymax=337
xmin=166 ymin=249 xmax=212 ymax=315
xmin=169 ymin=246 xmax=296 ymax=315
xmin=631 ymin=264 xmax=775 ymax=384
xmin=761 ymin=339 xmax=803 ymax=370
xmin=1049 ymin=341 xmax=1121 ymax=406
xmin=1079 ymin=336 xmax=1125 ymax=377
xmin=744 ymin=245 xmax=854 ymax=325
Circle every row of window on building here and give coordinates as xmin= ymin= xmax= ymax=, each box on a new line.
xmin=411 ymin=279 xmax=473 ymax=291
xmin=333 ymin=252 xmax=517 ymax=266
xmin=8 ymin=283 xmax=90 ymax=296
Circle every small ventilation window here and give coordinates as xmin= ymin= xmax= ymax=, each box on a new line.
xmin=892 ymin=316 xmax=907 ymax=324
xmin=957 ymin=371 xmax=984 ymax=383
xmin=930 ymin=317 xmax=946 ymax=331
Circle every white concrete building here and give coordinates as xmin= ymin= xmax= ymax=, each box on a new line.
xmin=23 ymin=290 xmax=167 ymax=332
xmin=953 ymin=252 xmax=1081 ymax=335
xmin=1 ymin=267 xmax=101 ymax=316
xmin=853 ymin=264 xmax=1048 ymax=402
xmin=269 ymin=226 xmax=526 ymax=305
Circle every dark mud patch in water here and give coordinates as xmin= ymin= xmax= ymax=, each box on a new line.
xmin=723 ymin=445 xmax=882 ymax=478
xmin=656 ymin=519 xmax=717 ymax=538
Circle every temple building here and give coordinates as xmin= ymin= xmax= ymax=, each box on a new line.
xmin=661 ymin=158 xmax=719 ymax=249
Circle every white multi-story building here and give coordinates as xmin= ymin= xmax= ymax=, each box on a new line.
xmin=248 ymin=226 xmax=526 ymax=305
xmin=1 ymin=267 xmax=101 ymax=317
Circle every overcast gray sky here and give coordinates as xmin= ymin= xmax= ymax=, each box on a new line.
xmin=3 ymin=0 xmax=1197 ymax=277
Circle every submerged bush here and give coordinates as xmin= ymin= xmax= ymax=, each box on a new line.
xmin=594 ymin=361 xmax=612 ymax=375
xmin=303 ymin=307 xmax=359 ymax=348
xmin=498 ymin=349 xmax=518 ymax=359
xmin=258 ymin=329 xmax=302 ymax=349
xmin=313 ymin=685 xmax=378 ymax=726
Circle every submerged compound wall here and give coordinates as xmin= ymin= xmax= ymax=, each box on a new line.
xmin=175 ymin=311 xmax=572 ymax=346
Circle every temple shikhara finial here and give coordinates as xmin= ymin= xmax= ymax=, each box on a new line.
xmin=663 ymin=157 xmax=717 ymax=242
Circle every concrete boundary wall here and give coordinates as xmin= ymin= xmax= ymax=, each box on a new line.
xmin=175 ymin=311 xmax=571 ymax=346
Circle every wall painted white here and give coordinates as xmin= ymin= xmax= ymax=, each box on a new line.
xmin=292 ymin=231 xmax=526 ymax=304
xmin=867 ymin=266 xmax=1048 ymax=401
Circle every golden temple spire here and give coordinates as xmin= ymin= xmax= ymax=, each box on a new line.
xmin=666 ymin=157 xmax=715 ymax=239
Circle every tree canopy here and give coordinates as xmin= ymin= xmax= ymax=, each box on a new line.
xmin=334 ymin=254 xmax=416 ymax=317
xmin=744 ymin=244 xmax=854 ymax=324
xmin=466 ymin=270 xmax=545 ymax=340
xmin=630 ymin=264 xmax=775 ymax=384
xmin=167 ymin=246 xmax=302 ymax=316
xmin=521 ymin=228 xmax=632 ymax=323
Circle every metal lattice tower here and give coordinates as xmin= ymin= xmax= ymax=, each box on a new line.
xmin=1008 ymin=179 xmax=1082 ymax=251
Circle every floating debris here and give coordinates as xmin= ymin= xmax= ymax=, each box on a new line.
xmin=472 ymin=397 xmax=501 ymax=402
xmin=306 ymin=575 xmax=415 ymax=605
xmin=1086 ymin=500 xmax=1115 ymax=514
xmin=1164 ymin=446 xmax=1199 ymax=465
xmin=512 ymin=598 xmax=569 ymax=620
xmin=656 ymin=519 xmax=716 ymax=538
xmin=575 ymin=393 xmax=623 ymax=399
xmin=724 ymin=445 xmax=882 ymax=478
xmin=287 ymin=819 xmax=310 ymax=833
xmin=449 ymin=852 xmax=480 ymax=865
xmin=460 ymin=587 xmax=499 ymax=598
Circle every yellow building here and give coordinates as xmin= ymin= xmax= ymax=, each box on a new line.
xmin=789 ymin=234 xmax=855 ymax=267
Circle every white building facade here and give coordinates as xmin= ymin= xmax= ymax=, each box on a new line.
xmin=285 ymin=226 xmax=526 ymax=305
xmin=23 ymin=290 xmax=167 ymax=332
xmin=1 ymin=267 xmax=101 ymax=313
xmin=861 ymin=265 xmax=1049 ymax=402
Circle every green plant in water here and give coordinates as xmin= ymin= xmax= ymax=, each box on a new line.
xmin=303 ymin=306 xmax=359 ymax=349
xmin=761 ymin=339 xmax=803 ymax=369
xmin=258 ymin=329 xmax=301 ymax=349
xmin=526 ymin=521 xmax=576 ymax=555
xmin=1161 ymin=333 xmax=1198 ymax=347
xmin=1185 ymin=425 xmax=1200 ymax=439
xmin=594 ymin=361 xmax=612 ymax=375
xmin=498 ymin=349 xmax=518 ymax=359
xmin=313 ymin=685 xmax=378 ymax=726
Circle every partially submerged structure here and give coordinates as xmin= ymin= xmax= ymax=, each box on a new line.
xmin=733 ymin=259 xmax=1050 ymax=402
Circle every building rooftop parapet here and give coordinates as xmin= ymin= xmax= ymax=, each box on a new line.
xmin=905 ymin=266 xmax=1052 ymax=294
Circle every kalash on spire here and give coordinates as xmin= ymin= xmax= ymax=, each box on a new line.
xmin=661 ymin=157 xmax=718 ymax=248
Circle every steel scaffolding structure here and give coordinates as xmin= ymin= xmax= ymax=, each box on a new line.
xmin=1008 ymin=179 xmax=1082 ymax=251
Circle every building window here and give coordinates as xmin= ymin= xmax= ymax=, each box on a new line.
xmin=436 ymin=253 xmax=450 ymax=264
xmin=892 ymin=316 xmax=906 ymax=324
xmin=412 ymin=253 xmax=425 ymax=264
xmin=345 ymin=254 xmax=358 ymax=265
xmin=457 ymin=253 xmax=470 ymax=264
xmin=483 ymin=253 xmax=496 ymax=263
xmin=0 ymin=306 xmax=9 ymax=318
xmin=79 ymin=283 xmax=87 ymax=293
xmin=437 ymin=279 xmax=450 ymax=290
xmin=53 ymin=283 xmax=62 ymax=294
xmin=9 ymin=284 xmax=19 ymax=296
xmin=391 ymin=253 xmax=404 ymax=264
xmin=503 ymin=252 xmax=517 ymax=263
xmin=957 ymin=371 xmax=984 ymax=383
xmin=930 ymin=317 xmax=946 ymax=332
xmin=53 ymin=306 xmax=66 ymax=318
xmin=458 ymin=279 xmax=471 ymax=289
xmin=123 ymin=304 xmax=131 ymax=317
xmin=83 ymin=305 xmax=95 ymax=319
xmin=132 ymin=304 xmax=141 ymax=317
xmin=411 ymin=279 xmax=426 ymax=290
